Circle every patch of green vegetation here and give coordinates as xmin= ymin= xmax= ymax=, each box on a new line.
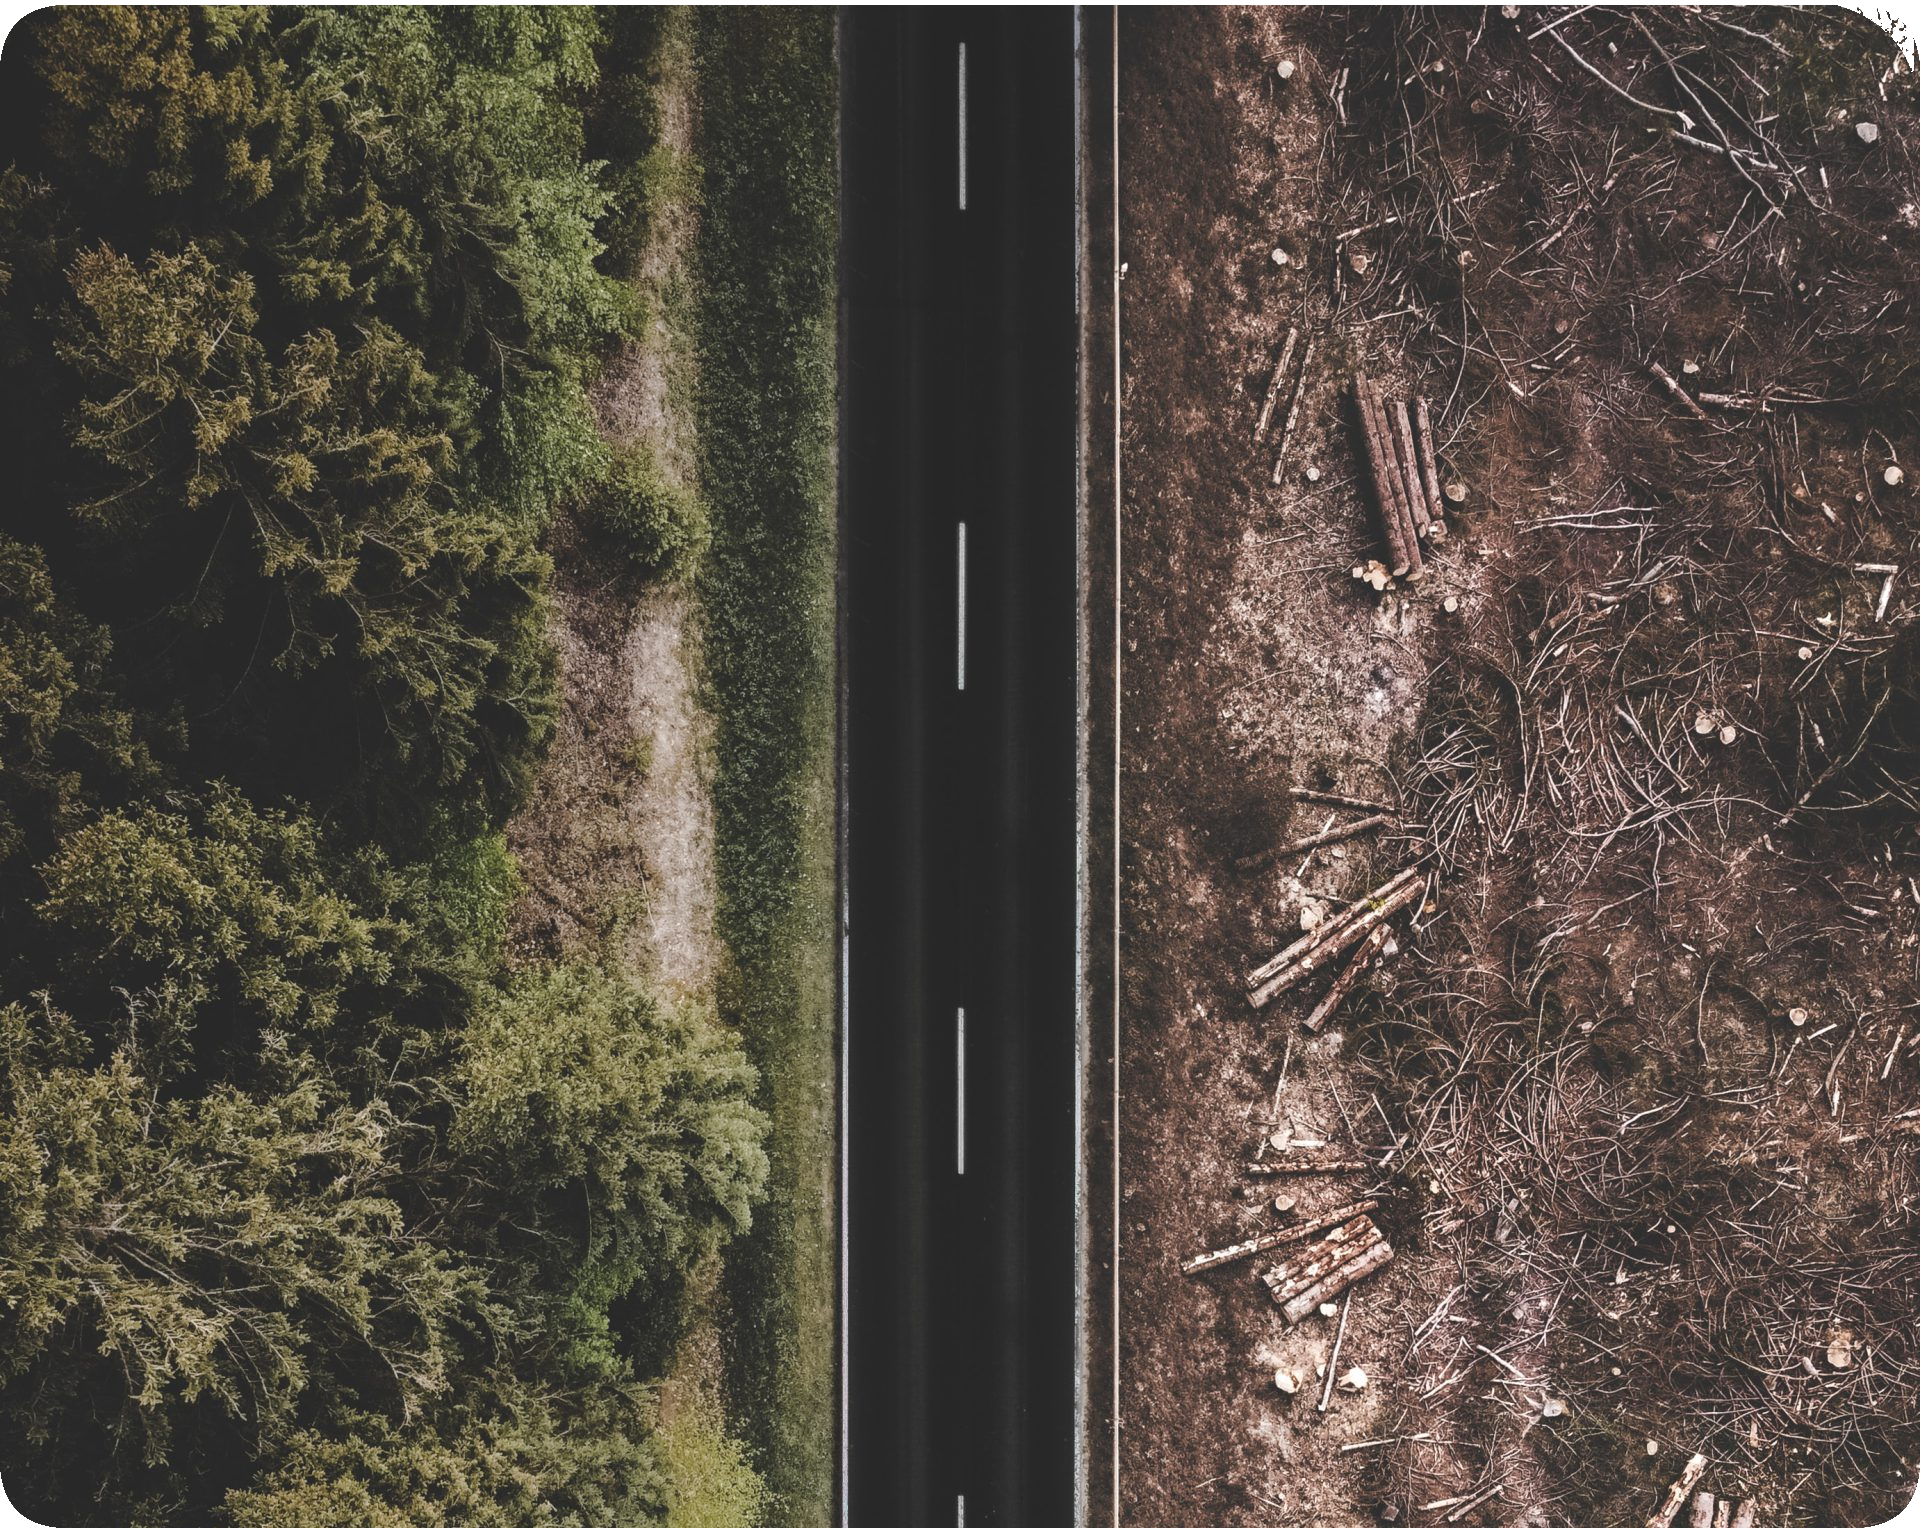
xmin=0 ymin=10 xmax=777 ymax=1526
xmin=585 ymin=7 xmax=702 ymax=278
xmin=658 ymin=1393 xmax=773 ymax=1528
xmin=583 ymin=439 xmax=710 ymax=577
xmin=690 ymin=11 xmax=838 ymax=1527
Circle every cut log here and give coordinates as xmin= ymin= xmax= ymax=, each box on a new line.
xmin=1690 ymin=1492 xmax=1716 ymax=1528
xmin=1247 ymin=866 xmax=1422 ymax=989
xmin=1178 ymin=1197 xmax=1379 ymax=1275
xmin=1648 ymin=361 xmax=1711 ymax=422
xmin=1303 ymin=920 xmax=1392 ymax=1034
xmin=1714 ymin=1502 xmax=1730 ymax=1528
xmin=1244 ymin=1156 xmax=1371 ymax=1176
xmin=1414 ymin=397 xmax=1448 ymax=538
xmin=1263 ymin=1218 xmax=1382 ymax=1305
xmin=1390 ymin=399 xmax=1432 ymax=539
xmin=1281 ymin=1236 xmax=1394 ymax=1324
xmin=1728 ymin=1501 xmax=1754 ymax=1528
xmin=1256 ymin=326 xmax=1300 ymax=441
xmin=1260 ymin=1213 xmax=1373 ymax=1284
xmin=1647 ymin=1456 xmax=1709 ymax=1528
xmin=1274 ymin=812 xmax=1390 ymax=857
xmin=1250 ymin=871 xmax=1424 ymax=1008
xmin=1353 ymin=374 xmax=1411 ymax=575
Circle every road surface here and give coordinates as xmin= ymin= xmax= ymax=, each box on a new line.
xmin=842 ymin=9 xmax=1082 ymax=1525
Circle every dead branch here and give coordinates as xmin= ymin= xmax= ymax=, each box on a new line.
xmin=1256 ymin=325 xmax=1300 ymax=441
xmin=1648 ymin=360 xmax=1712 ymax=422
xmin=1272 ymin=333 xmax=1316 ymax=481
xmin=1244 ymin=1156 xmax=1372 ymax=1176
xmin=1277 ymin=811 xmax=1391 ymax=856
xmin=1414 ymin=396 xmax=1447 ymax=538
xmin=1289 ymin=787 xmax=1393 ymax=812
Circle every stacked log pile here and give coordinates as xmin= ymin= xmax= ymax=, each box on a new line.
xmin=1246 ymin=865 xmax=1424 ymax=1009
xmin=1179 ymin=1197 xmax=1382 ymax=1276
xmin=1351 ymin=373 xmax=1448 ymax=588
xmin=1259 ymin=1209 xmax=1395 ymax=1324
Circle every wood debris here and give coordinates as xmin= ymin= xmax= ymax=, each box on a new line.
xmin=1261 ymin=1214 xmax=1379 ymax=1303
xmin=1178 ymin=1197 xmax=1380 ymax=1275
xmin=1303 ymin=920 xmax=1391 ymax=1034
xmin=1247 ymin=865 xmax=1425 ymax=1007
xmin=1647 ymin=1454 xmax=1708 ymax=1528
xmin=1648 ymin=360 xmax=1712 ymax=422
xmin=1281 ymin=1235 xmax=1393 ymax=1325
xmin=1353 ymin=373 xmax=1416 ymax=576
xmin=1255 ymin=326 xmax=1299 ymax=441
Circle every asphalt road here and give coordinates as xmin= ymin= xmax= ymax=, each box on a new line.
xmin=841 ymin=10 xmax=1081 ymax=1526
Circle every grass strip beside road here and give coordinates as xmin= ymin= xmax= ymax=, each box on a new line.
xmin=692 ymin=12 xmax=838 ymax=1528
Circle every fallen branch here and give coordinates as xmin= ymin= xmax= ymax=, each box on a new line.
xmin=1290 ymin=787 xmax=1392 ymax=812
xmin=1275 ymin=811 xmax=1390 ymax=857
xmin=1256 ymin=326 xmax=1299 ymax=441
xmin=1271 ymin=333 xmax=1316 ymax=481
xmin=1648 ymin=1456 xmax=1709 ymax=1528
xmin=1250 ymin=870 xmax=1425 ymax=1008
xmin=1281 ymin=1236 xmax=1394 ymax=1324
xmin=1729 ymin=1502 xmax=1754 ymax=1528
xmin=1244 ymin=1156 xmax=1371 ymax=1176
xmin=1318 ymin=1290 xmax=1351 ymax=1413
xmin=1690 ymin=1493 xmax=1716 ymax=1528
xmin=1178 ymin=1197 xmax=1380 ymax=1275
xmin=1414 ymin=397 xmax=1447 ymax=538
xmin=1648 ymin=361 xmax=1711 ymax=423
xmin=1303 ymin=921 xmax=1392 ymax=1034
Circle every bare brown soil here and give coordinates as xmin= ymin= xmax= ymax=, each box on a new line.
xmin=1093 ymin=9 xmax=1920 ymax=1526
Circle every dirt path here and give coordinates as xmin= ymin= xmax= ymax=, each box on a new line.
xmin=509 ymin=20 xmax=709 ymax=998
xmin=503 ymin=6 xmax=729 ymax=1437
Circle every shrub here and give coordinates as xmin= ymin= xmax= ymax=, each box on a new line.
xmin=453 ymin=959 xmax=767 ymax=1364
xmin=583 ymin=441 xmax=708 ymax=577
xmin=658 ymin=1394 xmax=770 ymax=1528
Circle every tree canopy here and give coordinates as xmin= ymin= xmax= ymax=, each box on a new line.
xmin=0 ymin=9 xmax=771 ymax=1524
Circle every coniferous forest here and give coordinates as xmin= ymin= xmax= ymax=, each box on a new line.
xmin=0 ymin=9 xmax=837 ymax=1526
